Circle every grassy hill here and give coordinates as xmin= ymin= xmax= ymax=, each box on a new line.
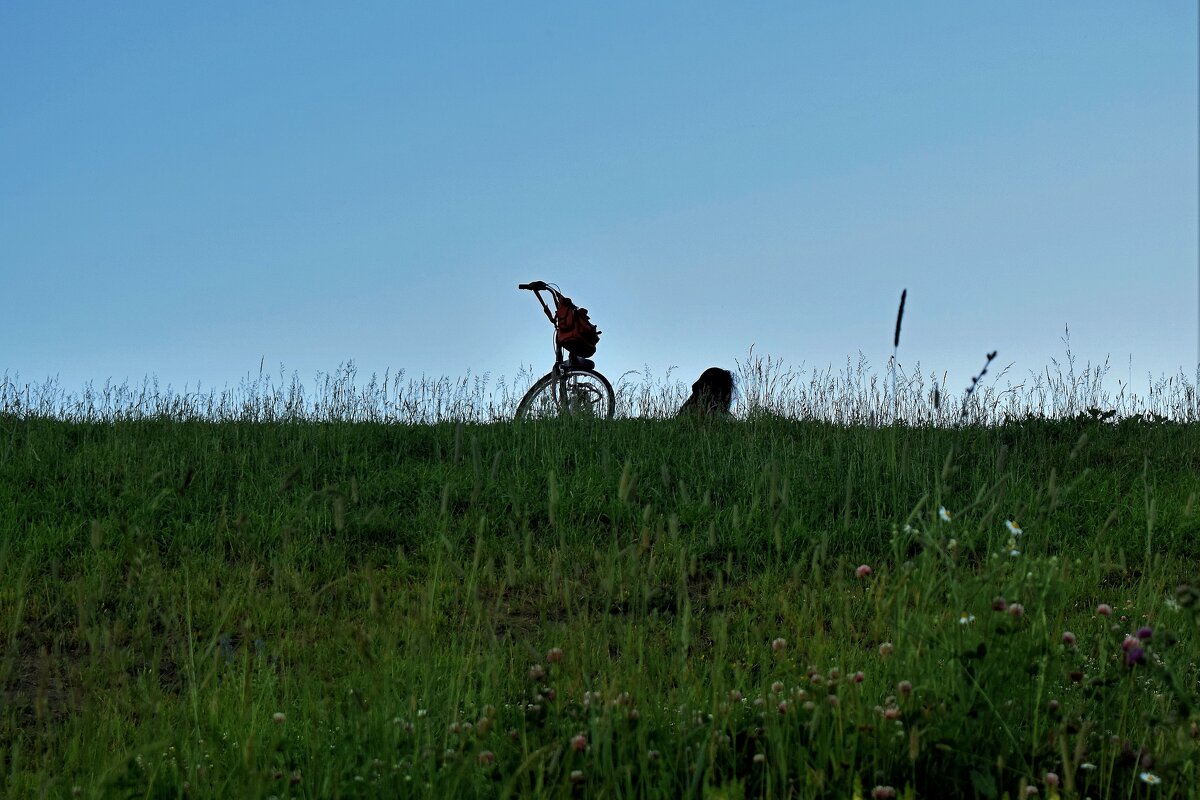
xmin=2 ymin=414 xmax=1198 ymax=798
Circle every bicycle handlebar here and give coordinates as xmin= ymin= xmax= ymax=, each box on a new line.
xmin=518 ymin=281 xmax=548 ymax=291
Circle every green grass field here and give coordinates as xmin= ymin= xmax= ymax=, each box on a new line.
xmin=2 ymin=403 xmax=1198 ymax=799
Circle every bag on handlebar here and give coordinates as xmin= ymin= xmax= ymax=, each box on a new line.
xmin=553 ymin=293 xmax=601 ymax=358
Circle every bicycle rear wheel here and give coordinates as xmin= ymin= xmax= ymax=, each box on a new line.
xmin=515 ymin=368 xmax=615 ymax=420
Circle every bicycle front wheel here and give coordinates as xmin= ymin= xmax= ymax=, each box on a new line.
xmin=515 ymin=368 xmax=616 ymax=420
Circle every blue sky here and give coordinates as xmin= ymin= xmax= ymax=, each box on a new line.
xmin=4 ymin=3 xmax=1197 ymax=399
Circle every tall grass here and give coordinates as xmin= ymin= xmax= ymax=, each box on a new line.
xmin=2 ymin=351 xmax=1198 ymax=798
xmin=3 ymin=348 xmax=1197 ymax=425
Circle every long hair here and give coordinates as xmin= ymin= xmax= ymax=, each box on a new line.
xmin=677 ymin=367 xmax=734 ymax=417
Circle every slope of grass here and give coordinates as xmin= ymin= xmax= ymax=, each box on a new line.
xmin=1 ymin=414 xmax=1198 ymax=798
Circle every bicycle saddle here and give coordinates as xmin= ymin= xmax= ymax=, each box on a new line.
xmin=568 ymin=355 xmax=595 ymax=370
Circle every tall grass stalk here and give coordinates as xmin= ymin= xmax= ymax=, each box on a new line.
xmin=890 ymin=289 xmax=906 ymax=423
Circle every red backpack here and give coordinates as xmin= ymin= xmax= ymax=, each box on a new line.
xmin=552 ymin=292 xmax=601 ymax=358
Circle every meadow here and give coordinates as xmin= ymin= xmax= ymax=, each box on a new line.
xmin=1 ymin=355 xmax=1198 ymax=799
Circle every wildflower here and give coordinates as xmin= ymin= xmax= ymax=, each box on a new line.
xmin=883 ymin=705 xmax=901 ymax=720
xmin=1122 ymin=635 xmax=1138 ymax=651
xmin=1005 ymin=519 xmax=1023 ymax=536
xmin=1080 ymin=763 xmax=1096 ymax=771
xmin=648 ymin=750 xmax=660 ymax=761
xmin=871 ymin=787 xmax=897 ymax=799
xmin=777 ymin=700 xmax=789 ymax=713
xmin=772 ymin=637 xmax=787 ymax=652
xmin=938 ymin=506 xmax=951 ymax=522
xmin=1007 ymin=603 xmax=1025 ymax=617
xmin=1125 ymin=647 xmax=1146 ymax=667
xmin=570 ymin=734 xmax=588 ymax=752
xmin=878 ymin=642 xmax=894 ymax=656
xmin=1062 ymin=631 xmax=1076 ymax=646
xmin=528 ymin=664 xmax=545 ymax=680
xmin=1137 ymin=626 xmax=1153 ymax=640
xmin=855 ymin=564 xmax=873 ymax=579
xmin=826 ymin=695 xmax=839 ymax=708
xmin=1010 ymin=549 xmax=1021 ymax=557
xmin=1139 ymin=772 xmax=1162 ymax=785
xmin=1043 ymin=772 xmax=1059 ymax=787
xmin=959 ymin=613 xmax=976 ymax=625
xmin=803 ymin=700 xmax=816 ymax=711
xmin=1096 ymin=603 xmax=1112 ymax=617
xmin=898 ymin=680 xmax=913 ymax=696
xmin=753 ymin=753 xmax=766 ymax=765
xmin=546 ymin=647 xmax=564 ymax=663
xmin=570 ymin=770 xmax=585 ymax=784
xmin=992 ymin=596 xmax=1007 ymax=612
xmin=1024 ymin=787 xmax=1038 ymax=798
xmin=852 ymin=671 xmax=865 ymax=683
xmin=477 ymin=751 xmax=495 ymax=765
xmin=772 ymin=681 xmax=785 ymax=694
xmin=273 ymin=712 xmax=286 ymax=725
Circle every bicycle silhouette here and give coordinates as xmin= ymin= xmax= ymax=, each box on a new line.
xmin=515 ymin=281 xmax=615 ymax=420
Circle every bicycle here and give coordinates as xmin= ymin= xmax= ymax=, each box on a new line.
xmin=514 ymin=281 xmax=616 ymax=420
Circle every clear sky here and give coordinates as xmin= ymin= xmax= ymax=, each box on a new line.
xmin=4 ymin=2 xmax=1197 ymax=401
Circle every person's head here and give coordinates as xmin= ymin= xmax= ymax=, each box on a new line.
xmin=678 ymin=367 xmax=734 ymax=417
